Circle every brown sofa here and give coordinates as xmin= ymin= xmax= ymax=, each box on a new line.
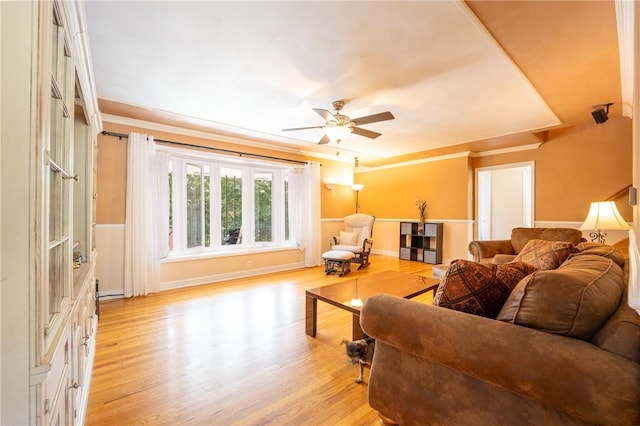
xmin=468 ymin=227 xmax=584 ymax=263
xmin=361 ymin=243 xmax=640 ymax=425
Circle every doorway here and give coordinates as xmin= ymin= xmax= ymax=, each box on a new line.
xmin=476 ymin=162 xmax=534 ymax=240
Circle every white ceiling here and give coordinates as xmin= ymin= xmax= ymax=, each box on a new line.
xmin=84 ymin=1 xmax=568 ymax=164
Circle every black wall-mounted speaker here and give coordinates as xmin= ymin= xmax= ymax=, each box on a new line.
xmin=592 ymin=108 xmax=608 ymax=124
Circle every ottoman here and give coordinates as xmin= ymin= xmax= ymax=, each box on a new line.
xmin=431 ymin=263 xmax=450 ymax=279
xmin=322 ymin=250 xmax=356 ymax=276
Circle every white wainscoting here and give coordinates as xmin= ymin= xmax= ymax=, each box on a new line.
xmin=96 ymin=223 xmax=306 ymax=296
xmin=323 ymin=218 xmax=474 ymax=265
xmin=156 ymin=261 xmax=305 ymax=293
xmin=95 ymin=224 xmax=126 ymax=298
xmin=534 ymin=221 xmax=631 ymax=245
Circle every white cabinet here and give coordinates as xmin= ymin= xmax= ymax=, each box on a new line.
xmin=1 ymin=0 xmax=101 ymax=424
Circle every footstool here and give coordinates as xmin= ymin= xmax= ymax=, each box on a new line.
xmin=431 ymin=263 xmax=450 ymax=280
xmin=322 ymin=250 xmax=355 ymax=276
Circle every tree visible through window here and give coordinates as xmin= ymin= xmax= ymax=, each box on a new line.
xmin=284 ymin=176 xmax=289 ymax=240
xmin=254 ymin=172 xmax=272 ymax=242
xmin=186 ymin=164 xmax=203 ymax=248
xmin=161 ymin=151 xmax=296 ymax=255
xmin=221 ymin=167 xmax=242 ymax=245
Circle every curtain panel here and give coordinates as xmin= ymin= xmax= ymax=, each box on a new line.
xmin=289 ymin=161 xmax=322 ymax=267
xmin=123 ymin=132 xmax=166 ymax=297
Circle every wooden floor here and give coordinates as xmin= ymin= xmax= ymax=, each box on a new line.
xmin=85 ymin=255 xmax=437 ymax=425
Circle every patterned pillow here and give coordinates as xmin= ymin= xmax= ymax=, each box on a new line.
xmin=513 ymin=239 xmax=577 ymax=270
xmin=433 ymin=260 xmax=537 ymax=318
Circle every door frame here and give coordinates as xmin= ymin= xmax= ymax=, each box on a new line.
xmin=475 ymin=161 xmax=535 ymax=240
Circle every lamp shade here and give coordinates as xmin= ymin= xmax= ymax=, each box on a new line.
xmin=352 ymin=184 xmax=364 ymax=191
xmin=579 ymin=201 xmax=630 ymax=231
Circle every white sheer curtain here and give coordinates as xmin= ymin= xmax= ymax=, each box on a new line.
xmin=124 ymin=132 xmax=167 ymax=297
xmin=290 ymin=162 xmax=322 ymax=267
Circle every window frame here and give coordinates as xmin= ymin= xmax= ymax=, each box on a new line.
xmin=161 ymin=145 xmax=298 ymax=258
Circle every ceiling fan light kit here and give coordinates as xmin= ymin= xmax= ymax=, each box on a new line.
xmin=325 ymin=121 xmax=352 ymax=142
xmin=282 ymin=99 xmax=394 ymax=145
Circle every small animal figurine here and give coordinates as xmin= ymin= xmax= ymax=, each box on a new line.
xmin=342 ymin=337 xmax=375 ymax=383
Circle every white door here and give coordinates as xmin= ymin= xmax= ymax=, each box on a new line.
xmin=476 ymin=162 xmax=534 ymax=240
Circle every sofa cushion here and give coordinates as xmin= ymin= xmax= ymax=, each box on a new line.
xmin=498 ymin=254 xmax=624 ymax=341
xmin=492 ymin=254 xmax=517 ymax=264
xmin=573 ymin=241 xmax=625 ymax=268
xmin=433 ymin=260 xmax=536 ymax=319
xmin=510 ymin=227 xmax=584 ymax=254
xmin=513 ymin=239 xmax=576 ymax=270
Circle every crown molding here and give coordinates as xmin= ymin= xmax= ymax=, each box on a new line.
xmin=469 ymin=143 xmax=542 ymax=158
xmin=101 ymin=113 xmax=310 ymax=157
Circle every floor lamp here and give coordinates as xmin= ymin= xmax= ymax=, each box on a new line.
xmin=352 ymin=184 xmax=364 ymax=213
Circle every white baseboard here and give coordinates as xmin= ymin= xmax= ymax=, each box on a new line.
xmin=153 ymin=261 xmax=305 ymax=293
xmin=98 ymin=289 xmax=125 ymax=300
xmin=372 ymin=248 xmax=397 ymax=257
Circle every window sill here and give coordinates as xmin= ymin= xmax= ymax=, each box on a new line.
xmin=161 ymin=244 xmax=299 ymax=263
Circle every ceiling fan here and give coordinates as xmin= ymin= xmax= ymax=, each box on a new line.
xmin=282 ymin=100 xmax=395 ymax=145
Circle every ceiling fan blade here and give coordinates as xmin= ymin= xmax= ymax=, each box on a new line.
xmin=318 ymin=134 xmax=331 ymax=145
xmin=282 ymin=126 xmax=325 ymax=132
xmin=352 ymin=127 xmax=382 ymax=139
xmin=351 ymin=111 xmax=395 ymax=126
xmin=313 ymin=108 xmax=336 ymax=122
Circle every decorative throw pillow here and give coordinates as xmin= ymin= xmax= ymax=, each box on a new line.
xmin=433 ymin=260 xmax=537 ymax=319
xmin=513 ymin=239 xmax=577 ymax=270
xmin=339 ymin=231 xmax=359 ymax=246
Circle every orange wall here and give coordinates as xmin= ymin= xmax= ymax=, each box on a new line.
xmin=472 ymin=117 xmax=632 ymax=222
xmin=96 ymin=116 xmax=633 ymax=291
xmin=353 ymin=156 xmax=472 ymax=220
xmin=98 ymin=117 xmax=632 ymax=226
xmin=96 ymin=127 xmax=127 ymax=224
xmin=319 ymin=159 xmax=358 ymax=218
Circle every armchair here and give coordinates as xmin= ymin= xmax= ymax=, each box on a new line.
xmin=468 ymin=227 xmax=585 ymax=263
xmin=330 ymin=213 xmax=375 ymax=270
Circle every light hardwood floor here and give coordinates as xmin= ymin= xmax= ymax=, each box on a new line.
xmin=86 ymin=255 xmax=437 ymax=425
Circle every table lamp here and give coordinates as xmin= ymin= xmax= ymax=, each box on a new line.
xmin=579 ymin=201 xmax=630 ymax=243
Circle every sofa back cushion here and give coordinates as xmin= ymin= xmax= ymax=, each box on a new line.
xmin=510 ymin=227 xmax=584 ymax=254
xmin=498 ymin=254 xmax=624 ymax=341
xmin=573 ymin=241 xmax=625 ymax=268
xmin=433 ymin=260 xmax=536 ymax=319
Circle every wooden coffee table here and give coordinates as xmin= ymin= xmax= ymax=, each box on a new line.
xmin=305 ymin=270 xmax=440 ymax=340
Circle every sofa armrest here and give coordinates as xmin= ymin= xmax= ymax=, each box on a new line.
xmin=467 ymin=239 xmax=513 ymax=262
xmin=361 ymin=294 xmax=640 ymax=425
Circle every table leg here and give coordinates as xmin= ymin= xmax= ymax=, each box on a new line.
xmin=305 ymin=294 xmax=317 ymax=337
xmin=352 ymin=313 xmax=365 ymax=340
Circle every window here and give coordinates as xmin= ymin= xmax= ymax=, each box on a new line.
xmin=164 ymin=148 xmax=297 ymax=256
xmin=254 ymin=172 xmax=273 ymax=242
xmin=221 ymin=167 xmax=242 ymax=245
xmin=185 ymin=163 xmax=205 ymax=248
